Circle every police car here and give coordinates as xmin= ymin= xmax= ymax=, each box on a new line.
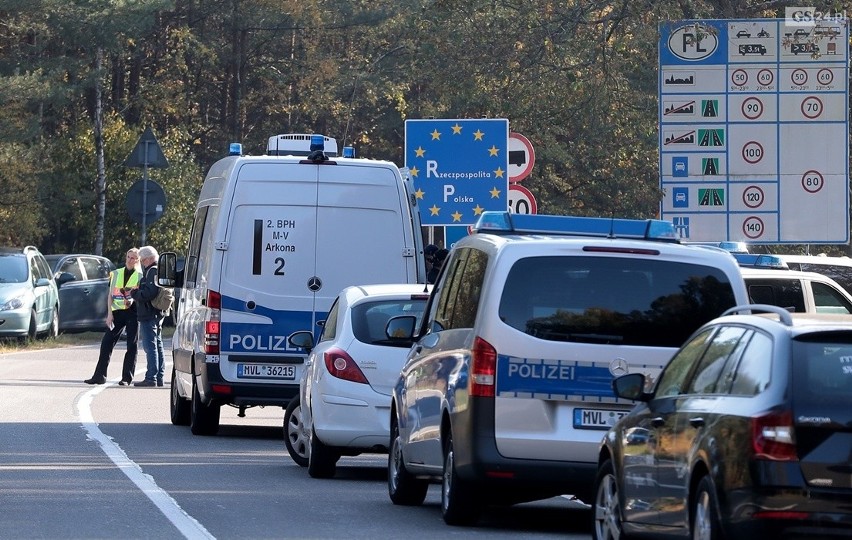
xmin=386 ymin=211 xmax=750 ymax=525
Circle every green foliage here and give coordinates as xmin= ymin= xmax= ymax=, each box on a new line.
xmin=0 ymin=0 xmax=848 ymax=257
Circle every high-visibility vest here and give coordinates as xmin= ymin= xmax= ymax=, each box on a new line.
xmin=109 ymin=267 xmax=142 ymax=311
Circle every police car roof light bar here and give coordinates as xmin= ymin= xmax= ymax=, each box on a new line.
xmin=732 ymin=253 xmax=789 ymax=269
xmin=472 ymin=211 xmax=679 ymax=242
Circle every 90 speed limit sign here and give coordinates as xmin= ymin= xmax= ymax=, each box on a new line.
xmin=508 ymin=184 xmax=537 ymax=214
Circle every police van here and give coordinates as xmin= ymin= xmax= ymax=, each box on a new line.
xmin=159 ymin=134 xmax=426 ymax=435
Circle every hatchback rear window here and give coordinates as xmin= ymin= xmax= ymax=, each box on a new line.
xmin=351 ymin=298 xmax=428 ymax=346
xmin=498 ymin=256 xmax=737 ymax=347
xmin=792 ymin=337 xmax=852 ymax=409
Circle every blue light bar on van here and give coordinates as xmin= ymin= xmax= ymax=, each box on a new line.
xmin=310 ymin=134 xmax=325 ymax=152
xmin=342 ymin=146 xmax=355 ymax=158
xmin=229 ymin=143 xmax=242 ymax=156
xmin=732 ymin=253 xmax=789 ymax=269
xmin=471 ymin=211 xmax=679 ymax=242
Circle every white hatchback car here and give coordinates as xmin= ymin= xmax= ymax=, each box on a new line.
xmin=285 ymin=284 xmax=430 ymax=478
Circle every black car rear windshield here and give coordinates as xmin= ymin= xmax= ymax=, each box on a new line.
xmin=498 ymin=256 xmax=737 ymax=347
xmin=792 ymin=337 xmax=852 ymax=412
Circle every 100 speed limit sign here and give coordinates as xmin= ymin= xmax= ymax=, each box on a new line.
xmin=508 ymin=184 xmax=537 ymax=214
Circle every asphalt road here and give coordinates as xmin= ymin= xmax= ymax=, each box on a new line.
xmin=0 ymin=339 xmax=594 ymax=539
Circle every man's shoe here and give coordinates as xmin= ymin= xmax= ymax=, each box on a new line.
xmin=134 ymin=379 xmax=156 ymax=387
xmin=84 ymin=377 xmax=106 ymax=385
xmin=157 ymin=379 xmax=164 ymax=387
xmin=118 ymin=380 xmax=131 ymax=386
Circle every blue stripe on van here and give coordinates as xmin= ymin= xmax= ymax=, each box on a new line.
xmin=219 ymin=296 xmax=327 ymax=354
xmin=496 ymin=355 xmax=616 ymax=399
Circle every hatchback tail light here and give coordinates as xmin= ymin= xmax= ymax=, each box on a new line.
xmin=324 ymin=347 xmax=368 ymax=384
xmin=470 ymin=336 xmax=496 ymax=397
xmin=752 ymin=410 xmax=798 ymax=461
xmin=204 ymin=290 xmax=222 ymax=355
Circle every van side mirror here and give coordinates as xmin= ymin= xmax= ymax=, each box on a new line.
xmin=158 ymin=252 xmax=177 ymax=287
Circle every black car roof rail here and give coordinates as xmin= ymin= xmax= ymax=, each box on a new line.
xmin=721 ymin=304 xmax=793 ymax=326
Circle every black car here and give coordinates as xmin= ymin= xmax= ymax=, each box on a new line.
xmin=45 ymin=254 xmax=116 ymax=332
xmin=593 ymin=304 xmax=852 ymax=539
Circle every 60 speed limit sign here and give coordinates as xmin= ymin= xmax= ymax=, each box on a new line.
xmin=508 ymin=184 xmax=537 ymax=214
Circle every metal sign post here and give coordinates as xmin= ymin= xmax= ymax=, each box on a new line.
xmin=125 ymin=127 xmax=169 ymax=244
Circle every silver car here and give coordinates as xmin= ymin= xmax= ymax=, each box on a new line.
xmin=0 ymin=246 xmax=60 ymax=340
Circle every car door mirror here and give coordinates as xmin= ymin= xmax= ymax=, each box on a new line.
xmin=612 ymin=373 xmax=650 ymax=401
xmin=386 ymin=315 xmax=417 ymax=340
xmin=288 ymin=330 xmax=314 ymax=353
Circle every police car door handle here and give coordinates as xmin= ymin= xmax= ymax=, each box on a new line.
xmin=689 ymin=417 xmax=705 ymax=428
xmin=651 ymin=417 xmax=665 ymax=427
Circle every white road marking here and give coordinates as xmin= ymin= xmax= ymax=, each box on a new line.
xmin=77 ymin=381 xmax=215 ymax=540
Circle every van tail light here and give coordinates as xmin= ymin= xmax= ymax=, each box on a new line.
xmin=470 ymin=336 xmax=496 ymax=397
xmin=324 ymin=347 xmax=368 ymax=384
xmin=204 ymin=290 xmax=221 ymax=355
xmin=752 ymin=410 xmax=798 ymax=461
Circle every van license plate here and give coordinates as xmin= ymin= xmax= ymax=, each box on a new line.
xmin=237 ymin=364 xmax=296 ymax=380
xmin=573 ymin=408 xmax=627 ymax=430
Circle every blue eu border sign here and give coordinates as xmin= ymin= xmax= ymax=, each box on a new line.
xmin=659 ymin=19 xmax=849 ymax=244
xmin=405 ymin=119 xmax=509 ymax=226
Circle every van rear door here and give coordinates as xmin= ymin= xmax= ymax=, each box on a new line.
xmin=314 ymin=163 xmax=415 ymax=297
xmin=217 ymin=162 xmax=320 ymax=384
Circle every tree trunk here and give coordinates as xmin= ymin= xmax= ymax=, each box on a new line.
xmin=94 ymin=47 xmax=106 ymax=256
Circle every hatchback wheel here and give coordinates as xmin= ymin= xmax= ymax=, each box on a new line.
xmin=387 ymin=417 xmax=428 ymax=505
xmin=307 ymin=427 xmax=338 ymax=479
xmin=593 ymin=459 xmax=627 ymax=540
xmin=283 ymin=398 xmax=308 ymax=467
xmin=441 ymin=435 xmax=480 ymax=526
xmin=692 ymin=476 xmax=721 ymax=540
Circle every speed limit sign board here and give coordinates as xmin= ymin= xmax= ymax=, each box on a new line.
xmin=508 ymin=184 xmax=537 ymax=214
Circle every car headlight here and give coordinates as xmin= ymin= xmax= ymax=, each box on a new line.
xmin=0 ymin=296 xmax=25 ymax=311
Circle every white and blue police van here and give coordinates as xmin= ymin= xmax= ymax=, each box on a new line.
xmin=159 ymin=134 xmax=426 ymax=435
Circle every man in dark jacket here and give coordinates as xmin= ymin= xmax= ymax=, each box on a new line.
xmin=131 ymin=246 xmax=166 ymax=387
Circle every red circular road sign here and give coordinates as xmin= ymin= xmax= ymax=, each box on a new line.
xmin=508 ymin=184 xmax=538 ymax=214
xmin=801 ymin=96 xmax=823 ymax=119
xmin=731 ymin=69 xmax=748 ymax=86
xmin=802 ymin=170 xmax=824 ymax=193
xmin=508 ymin=132 xmax=535 ymax=183
xmin=741 ymin=97 xmax=763 ymax=120
xmin=742 ymin=216 xmax=765 ymax=240
xmin=742 ymin=185 xmax=765 ymax=209
xmin=742 ymin=141 xmax=764 ymax=164
xmin=817 ymin=68 xmax=834 ymax=86
xmin=791 ymin=68 xmax=808 ymax=86
xmin=757 ymin=69 xmax=774 ymax=86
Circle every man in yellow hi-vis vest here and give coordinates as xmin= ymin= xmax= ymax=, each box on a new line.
xmin=84 ymin=248 xmax=143 ymax=385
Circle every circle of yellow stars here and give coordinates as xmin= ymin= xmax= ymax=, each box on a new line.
xmin=410 ymin=123 xmax=504 ymax=222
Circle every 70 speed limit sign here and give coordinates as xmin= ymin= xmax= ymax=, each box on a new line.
xmin=508 ymin=184 xmax=537 ymax=214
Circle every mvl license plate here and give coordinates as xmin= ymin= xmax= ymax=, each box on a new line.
xmin=573 ymin=408 xmax=627 ymax=430
xmin=237 ymin=363 xmax=295 ymax=380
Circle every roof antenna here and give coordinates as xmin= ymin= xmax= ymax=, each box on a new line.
xmin=609 ymin=213 xmax=616 ymax=238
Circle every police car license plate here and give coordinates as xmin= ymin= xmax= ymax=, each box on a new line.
xmin=573 ymin=408 xmax=627 ymax=430
xmin=237 ymin=363 xmax=295 ymax=380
